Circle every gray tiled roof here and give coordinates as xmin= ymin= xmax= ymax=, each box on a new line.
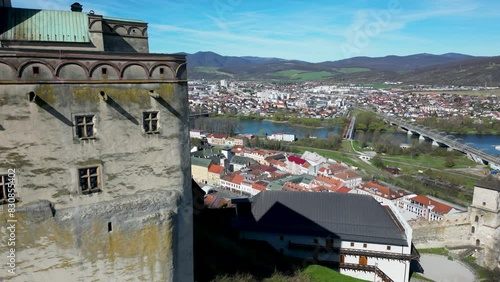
xmin=231 ymin=155 xmax=255 ymax=165
xmin=191 ymin=156 xmax=212 ymax=168
xmin=239 ymin=191 xmax=408 ymax=246
xmin=476 ymin=175 xmax=500 ymax=192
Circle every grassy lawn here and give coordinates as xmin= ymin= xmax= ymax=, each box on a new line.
xmin=380 ymin=154 xmax=476 ymax=169
xmin=411 ymin=273 xmax=434 ymax=281
xmin=338 ymin=67 xmax=371 ymax=73
xmin=214 ymin=265 xmax=369 ymax=282
xmin=417 ymin=247 xmax=449 ymax=256
xmin=269 ymin=70 xmax=333 ymax=80
xmin=462 ymin=256 xmax=490 ymax=280
xmin=303 ymin=265 xmax=368 ymax=282
xmin=192 ymin=66 xmax=234 ymax=77
xmin=292 ymin=144 xmax=387 ymax=178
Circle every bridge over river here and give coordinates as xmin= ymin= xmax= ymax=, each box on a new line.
xmin=381 ymin=114 xmax=500 ymax=168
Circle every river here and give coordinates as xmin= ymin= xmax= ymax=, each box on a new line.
xmin=236 ymin=120 xmax=500 ymax=157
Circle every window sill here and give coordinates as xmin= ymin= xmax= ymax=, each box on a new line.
xmin=81 ymin=188 xmax=102 ymax=195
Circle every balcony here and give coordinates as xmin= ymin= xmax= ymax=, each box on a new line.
xmin=288 ymin=241 xmax=420 ymax=261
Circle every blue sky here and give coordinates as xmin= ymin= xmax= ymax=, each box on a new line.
xmin=13 ymin=0 xmax=500 ymax=62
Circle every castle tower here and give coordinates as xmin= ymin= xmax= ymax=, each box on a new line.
xmin=469 ymin=175 xmax=500 ymax=269
xmin=0 ymin=3 xmax=192 ymax=281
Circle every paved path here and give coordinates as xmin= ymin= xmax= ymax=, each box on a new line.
xmin=419 ymin=254 xmax=476 ymax=282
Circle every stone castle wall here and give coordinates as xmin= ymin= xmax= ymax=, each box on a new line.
xmin=0 ymin=51 xmax=193 ymax=281
xmin=410 ymin=212 xmax=471 ymax=248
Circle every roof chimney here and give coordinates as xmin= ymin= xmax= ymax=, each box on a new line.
xmin=71 ymin=2 xmax=83 ymax=12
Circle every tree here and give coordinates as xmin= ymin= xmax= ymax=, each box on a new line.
xmin=356 ymin=130 xmax=367 ymax=148
xmin=372 ymin=155 xmax=384 ymax=167
xmin=444 ymin=156 xmax=455 ymax=168
xmin=190 ymin=138 xmax=202 ymax=147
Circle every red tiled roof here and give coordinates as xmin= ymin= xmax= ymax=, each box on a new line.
xmin=282 ymin=182 xmax=308 ymax=192
xmin=315 ymin=175 xmax=342 ymax=187
xmin=208 ymin=164 xmax=225 ymax=174
xmin=334 ymin=171 xmax=360 ymax=180
xmin=232 ymin=175 xmax=245 ymax=185
xmin=208 ymin=133 xmax=228 ymax=139
xmin=411 ymin=195 xmax=454 ymax=214
xmin=336 ymin=186 xmax=352 ymax=193
xmin=288 ymin=155 xmax=307 ymax=165
xmin=329 ymin=164 xmax=348 ymax=173
xmin=252 ymin=181 xmax=269 ymax=192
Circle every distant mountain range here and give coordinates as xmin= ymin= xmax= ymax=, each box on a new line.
xmin=185 ymin=51 xmax=500 ymax=86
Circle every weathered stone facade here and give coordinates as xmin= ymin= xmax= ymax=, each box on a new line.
xmin=0 ymin=4 xmax=192 ymax=282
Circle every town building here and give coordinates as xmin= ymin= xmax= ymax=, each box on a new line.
xmin=267 ymin=132 xmax=296 ymax=142
xmin=207 ymin=163 xmax=225 ymax=186
xmin=233 ymin=191 xmax=422 ymax=282
xmin=402 ymin=195 xmax=461 ymax=221
xmin=355 ymin=181 xmax=409 ymax=205
xmin=301 ymin=151 xmax=327 ymax=175
xmin=285 ymin=155 xmax=310 ymax=175
xmin=331 ymin=170 xmax=362 ymax=189
xmin=190 ymin=129 xmax=207 ymax=139
xmin=207 ymin=133 xmax=228 ymax=146
xmin=0 ymin=2 xmax=192 ymax=281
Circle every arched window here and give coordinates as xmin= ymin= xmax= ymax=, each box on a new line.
xmin=475 ymin=215 xmax=479 ymax=222
xmin=476 ymin=239 xmax=480 ymax=247
xmin=471 ymin=226 xmax=475 ymax=233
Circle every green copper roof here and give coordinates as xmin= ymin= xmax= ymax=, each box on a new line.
xmin=103 ymin=16 xmax=145 ymax=24
xmin=0 ymin=8 xmax=89 ymax=42
xmin=191 ymin=156 xmax=212 ymax=168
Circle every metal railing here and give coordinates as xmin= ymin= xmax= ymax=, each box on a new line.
xmin=288 ymin=242 xmax=420 ymax=260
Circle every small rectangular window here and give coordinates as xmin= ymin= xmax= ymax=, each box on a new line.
xmin=387 ymin=246 xmax=391 ymax=250
xmin=143 ymin=111 xmax=159 ymax=134
xmin=102 ymin=68 xmax=107 ymax=75
xmin=363 ymin=243 xmax=367 ymax=248
xmin=326 ymin=238 xmax=333 ymax=247
xmin=350 ymin=242 xmax=354 ymax=247
xmin=159 ymin=68 xmax=165 ymax=75
xmin=0 ymin=174 xmax=15 ymax=204
xmin=79 ymin=166 xmax=101 ymax=194
xmin=33 ymin=66 xmax=40 ymax=75
xmin=75 ymin=115 xmax=96 ymax=139
xmin=108 ymin=222 xmax=113 ymax=232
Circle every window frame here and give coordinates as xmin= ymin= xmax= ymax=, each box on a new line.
xmin=142 ymin=111 xmax=160 ymax=134
xmin=74 ymin=114 xmax=97 ymax=140
xmin=78 ymin=166 xmax=102 ymax=194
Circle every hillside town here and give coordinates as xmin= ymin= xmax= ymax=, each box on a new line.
xmin=190 ymin=132 xmax=465 ymax=223
xmin=189 ymin=80 xmax=500 ymax=120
